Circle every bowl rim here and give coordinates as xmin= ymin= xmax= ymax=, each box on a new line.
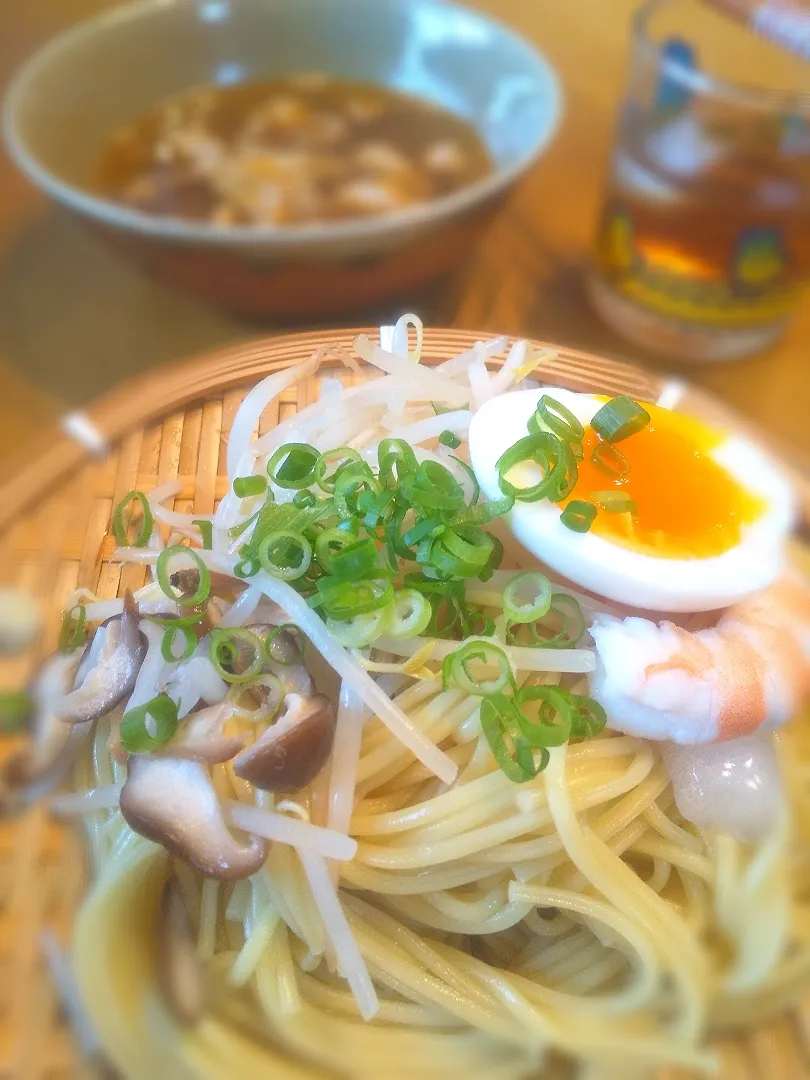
xmin=2 ymin=0 xmax=562 ymax=248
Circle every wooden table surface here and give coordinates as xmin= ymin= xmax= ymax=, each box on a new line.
xmin=0 ymin=0 xmax=809 ymax=472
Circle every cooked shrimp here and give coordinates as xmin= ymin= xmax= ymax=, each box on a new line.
xmin=589 ymin=580 xmax=810 ymax=744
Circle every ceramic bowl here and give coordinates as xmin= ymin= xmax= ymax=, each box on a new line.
xmin=3 ymin=0 xmax=561 ymax=317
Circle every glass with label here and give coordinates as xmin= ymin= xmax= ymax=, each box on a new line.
xmin=587 ymin=0 xmax=810 ymax=362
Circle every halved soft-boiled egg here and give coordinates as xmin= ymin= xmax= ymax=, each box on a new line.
xmin=468 ymin=388 xmax=796 ymax=612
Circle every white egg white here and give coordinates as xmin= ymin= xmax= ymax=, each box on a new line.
xmin=468 ymin=388 xmax=796 ymax=613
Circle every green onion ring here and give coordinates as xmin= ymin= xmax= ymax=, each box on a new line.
xmin=592 ymin=442 xmax=630 ymax=478
xmin=480 ymin=694 xmax=543 ymax=783
xmin=314 ymin=527 xmax=358 ymax=573
xmin=532 ymin=395 xmax=585 ymax=443
xmin=267 ymin=443 xmax=320 ymax=490
xmin=112 ymin=490 xmax=154 ymax=548
xmin=590 ymin=490 xmax=638 ymax=515
xmin=385 ymin=589 xmax=432 ymax=639
xmin=378 ymin=438 xmax=418 ymax=487
xmin=264 ymin=624 xmax=306 ymax=666
xmin=210 ymin=628 xmax=265 ymax=684
xmin=438 ymin=430 xmax=461 ymax=449
xmin=161 ymin=625 xmax=197 ymax=663
xmin=316 ymin=575 xmax=393 ymax=620
xmin=495 ymin=433 xmax=567 ymax=503
xmin=257 ymin=530 xmax=312 ymax=582
xmin=442 ymin=640 xmax=514 ymax=697
xmin=514 ymin=685 xmax=575 ymax=747
xmin=569 ymin=695 xmax=607 ymax=739
xmin=157 ymin=546 xmax=211 ymax=606
xmin=560 ymin=500 xmax=597 ymax=533
xmin=314 ymin=447 xmax=362 ymax=493
xmin=502 ymin=572 xmax=552 ymax=624
xmin=192 ymin=519 xmax=214 ymax=550
xmin=591 ymin=396 xmax=650 ymax=443
xmin=329 ymin=537 xmax=380 ymax=580
xmin=326 ymin=608 xmax=389 ymax=648
xmin=58 ymin=604 xmax=87 ymax=654
xmin=120 ymin=694 xmax=179 ymax=753
xmin=233 ymin=475 xmax=267 ymax=499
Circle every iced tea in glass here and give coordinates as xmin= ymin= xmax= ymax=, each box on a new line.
xmin=588 ymin=0 xmax=810 ymax=361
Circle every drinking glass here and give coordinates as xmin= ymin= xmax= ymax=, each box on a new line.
xmin=588 ymin=0 xmax=810 ymax=362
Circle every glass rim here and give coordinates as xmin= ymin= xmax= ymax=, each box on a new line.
xmin=634 ymin=0 xmax=810 ymax=113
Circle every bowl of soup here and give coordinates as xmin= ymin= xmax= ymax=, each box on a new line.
xmin=3 ymin=0 xmax=560 ymax=317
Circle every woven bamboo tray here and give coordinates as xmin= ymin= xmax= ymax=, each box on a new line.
xmin=0 ymin=327 xmax=809 ymax=1080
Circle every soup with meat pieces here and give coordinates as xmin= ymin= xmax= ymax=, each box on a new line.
xmin=96 ymin=75 xmax=493 ymax=226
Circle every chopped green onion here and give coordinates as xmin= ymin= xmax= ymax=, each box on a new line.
xmin=425 ymin=526 xmax=494 ymax=579
xmin=451 ymin=496 xmax=514 ymax=527
xmin=400 ymin=461 xmax=465 ymax=513
xmin=442 ymin=640 xmax=513 ymax=697
xmin=161 ymin=625 xmax=196 ymax=663
xmin=315 ymin=574 xmax=393 ymax=619
xmin=58 ymin=604 xmax=87 ymax=654
xmin=112 ymin=490 xmax=153 ymax=548
xmin=592 ymin=442 xmax=630 ymax=478
xmin=293 ymin=490 xmax=317 ymax=509
xmin=530 ymin=395 xmax=584 ymax=443
xmin=192 ymin=519 xmax=213 ymax=549
xmin=502 ymin=572 xmax=552 ymax=624
xmin=264 ymin=624 xmax=305 ymax=666
xmin=257 ymin=531 xmax=312 ymax=581
xmin=157 ymin=547 xmax=211 ymax=606
xmin=314 ymin=527 xmax=357 ymax=573
xmin=234 ymin=550 xmax=261 ymax=578
xmin=149 ymin=609 xmax=205 ymax=629
xmin=227 ymin=674 xmax=285 ymax=723
xmin=508 ymin=593 xmax=586 ymax=650
xmin=385 ymin=589 xmax=432 ymax=639
xmin=314 ymin=447 xmax=362 ymax=493
xmin=120 ymin=695 xmax=179 ymax=753
xmin=267 ymin=443 xmax=320 ymax=489
xmin=450 ymin=456 xmax=480 ymax=505
xmin=560 ymin=500 xmax=597 ymax=533
xmin=326 ymin=608 xmax=389 ymax=648
xmin=479 ymin=533 xmax=504 ymax=582
xmin=480 ymin=694 xmax=543 ymax=783
xmin=233 ymin=475 xmax=267 ymax=499
xmin=334 ymin=464 xmax=380 ymax=520
xmin=431 ymin=401 xmax=469 ymax=415
xmin=591 ymin=396 xmax=650 ymax=444
xmin=569 ymin=695 xmax=607 ymax=739
xmin=0 ymin=691 xmax=32 ymax=733
xmin=438 ymin=430 xmax=461 ymax=449
xmin=495 ymin=433 xmax=570 ymax=503
xmin=590 ymin=490 xmax=638 ymax=515
xmin=210 ymin=628 xmax=265 ymax=684
xmin=514 ymin=685 xmax=575 ymax=747
xmin=378 ymin=439 xmax=418 ymax=488
xmin=329 ymin=537 xmax=380 ymax=580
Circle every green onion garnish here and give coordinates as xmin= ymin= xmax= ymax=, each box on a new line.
xmin=514 ymin=685 xmax=575 ymax=747
xmin=569 ymin=695 xmax=607 ymax=739
xmin=560 ymin=500 xmax=597 ymax=533
xmin=328 ymin=537 xmax=379 ymax=580
xmin=157 ymin=547 xmax=211 ymax=606
xmin=400 ymin=461 xmax=465 ymax=513
xmin=112 ymin=490 xmax=153 ymax=548
xmin=590 ymin=490 xmax=638 ymax=515
xmin=591 ymin=396 xmax=650 ymax=444
xmin=385 ymin=589 xmax=432 ymax=639
xmin=0 ymin=691 xmax=32 ymax=733
xmin=210 ymin=628 xmax=265 ymax=684
xmin=120 ymin=695 xmax=179 ymax=753
xmin=257 ymin=531 xmax=312 ymax=582
xmin=192 ymin=519 xmax=213 ymax=550
xmin=233 ymin=475 xmax=267 ymax=499
xmin=507 ymin=593 xmax=586 ymax=650
xmin=502 ymin=572 xmax=552 ymax=624
xmin=293 ymin=490 xmax=317 ymax=509
xmin=378 ymin=438 xmax=418 ymax=488
xmin=495 ymin=433 xmax=571 ymax=503
xmin=264 ymin=624 xmax=305 ymax=666
xmin=315 ymin=574 xmax=393 ymax=619
xmin=58 ymin=604 xmax=87 ymax=654
xmin=314 ymin=528 xmax=358 ymax=574
xmin=442 ymin=641 xmax=513 ymax=697
xmin=267 ymin=443 xmax=320 ymax=489
xmin=314 ymin=447 xmax=362 ymax=493
xmin=149 ymin=609 xmax=205 ymax=629
xmin=530 ymin=395 xmax=585 ymax=444
xmin=326 ymin=609 xmax=389 ymax=649
xmin=592 ymin=442 xmax=630 ymax=478
xmin=438 ymin=430 xmax=461 ymax=449
xmin=480 ymin=694 xmax=542 ymax=783
xmin=161 ymin=625 xmax=196 ymax=663
xmin=425 ymin=526 xmax=494 ymax=579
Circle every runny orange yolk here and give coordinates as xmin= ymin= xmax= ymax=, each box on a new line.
xmin=563 ymin=401 xmax=765 ymax=558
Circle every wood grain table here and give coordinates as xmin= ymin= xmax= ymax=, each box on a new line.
xmin=0 ymin=0 xmax=808 ymax=472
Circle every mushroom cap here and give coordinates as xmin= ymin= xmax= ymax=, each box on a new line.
xmin=233 ymin=692 xmax=336 ymax=792
xmin=120 ymin=756 xmax=267 ymax=880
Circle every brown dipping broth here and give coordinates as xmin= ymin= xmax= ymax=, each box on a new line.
xmin=96 ymin=74 xmax=493 ymax=227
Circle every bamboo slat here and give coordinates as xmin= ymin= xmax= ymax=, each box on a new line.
xmin=0 ymin=327 xmax=807 ymax=1080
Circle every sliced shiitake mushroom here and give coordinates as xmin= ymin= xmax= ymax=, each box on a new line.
xmin=120 ymin=756 xmax=267 ymax=880
xmin=58 ymin=592 xmax=147 ymax=725
xmin=233 ymin=692 xmax=335 ymax=792
xmin=162 ymin=703 xmax=245 ymax=766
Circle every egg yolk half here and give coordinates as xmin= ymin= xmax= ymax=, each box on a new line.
xmin=563 ymin=402 xmax=764 ymax=558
